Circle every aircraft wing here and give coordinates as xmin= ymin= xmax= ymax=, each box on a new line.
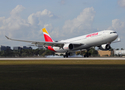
xmin=5 ymin=36 xmax=84 ymax=47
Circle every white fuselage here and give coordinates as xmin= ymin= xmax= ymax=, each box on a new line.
xmin=52 ymin=30 xmax=118 ymax=52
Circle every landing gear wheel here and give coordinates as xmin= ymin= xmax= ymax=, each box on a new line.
xmin=63 ymin=55 xmax=68 ymax=58
xmin=63 ymin=52 xmax=70 ymax=58
xmin=63 ymin=55 xmax=66 ymax=58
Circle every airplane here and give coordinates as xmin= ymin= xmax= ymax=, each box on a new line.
xmin=5 ymin=28 xmax=120 ymax=58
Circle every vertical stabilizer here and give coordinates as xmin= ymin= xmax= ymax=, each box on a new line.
xmin=42 ymin=28 xmax=53 ymax=42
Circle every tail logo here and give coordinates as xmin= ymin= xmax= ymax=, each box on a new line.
xmin=42 ymin=28 xmax=53 ymax=42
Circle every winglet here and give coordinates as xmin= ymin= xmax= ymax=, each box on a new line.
xmin=42 ymin=28 xmax=53 ymax=42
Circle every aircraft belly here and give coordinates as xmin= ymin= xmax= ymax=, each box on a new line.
xmin=52 ymin=44 xmax=88 ymax=53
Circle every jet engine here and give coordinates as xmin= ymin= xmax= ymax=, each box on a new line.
xmin=63 ymin=43 xmax=74 ymax=50
xmin=99 ymin=44 xmax=111 ymax=50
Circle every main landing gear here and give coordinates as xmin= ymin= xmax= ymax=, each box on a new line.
xmin=63 ymin=49 xmax=91 ymax=58
xmin=63 ymin=52 xmax=70 ymax=58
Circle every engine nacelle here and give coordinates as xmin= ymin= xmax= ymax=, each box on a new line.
xmin=99 ymin=44 xmax=111 ymax=50
xmin=63 ymin=44 xmax=74 ymax=50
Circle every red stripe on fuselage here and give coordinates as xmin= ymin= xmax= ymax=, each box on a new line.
xmin=48 ymin=46 xmax=56 ymax=52
xmin=44 ymin=34 xmax=53 ymax=42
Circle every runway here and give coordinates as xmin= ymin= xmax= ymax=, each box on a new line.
xmin=0 ymin=57 xmax=125 ymax=65
xmin=0 ymin=62 xmax=125 ymax=90
xmin=0 ymin=57 xmax=125 ymax=60
xmin=0 ymin=57 xmax=125 ymax=90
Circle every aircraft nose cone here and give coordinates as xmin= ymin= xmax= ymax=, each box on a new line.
xmin=114 ymin=33 xmax=118 ymax=39
xmin=116 ymin=33 xmax=118 ymax=37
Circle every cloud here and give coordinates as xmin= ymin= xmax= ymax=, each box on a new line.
xmin=28 ymin=9 xmax=57 ymax=25
xmin=62 ymin=7 xmax=95 ymax=37
xmin=0 ymin=5 xmax=29 ymax=38
xmin=108 ymin=19 xmax=125 ymax=32
xmin=10 ymin=5 xmax=25 ymax=17
xmin=118 ymin=0 xmax=125 ymax=8
xmin=0 ymin=5 xmax=56 ymax=37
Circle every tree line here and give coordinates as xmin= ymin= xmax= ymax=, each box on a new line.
xmin=0 ymin=47 xmax=100 ymax=57
xmin=0 ymin=49 xmax=54 ymax=57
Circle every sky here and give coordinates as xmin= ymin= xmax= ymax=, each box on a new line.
xmin=0 ymin=0 xmax=125 ymax=49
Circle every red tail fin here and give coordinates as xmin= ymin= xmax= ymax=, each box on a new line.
xmin=42 ymin=28 xmax=53 ymax=42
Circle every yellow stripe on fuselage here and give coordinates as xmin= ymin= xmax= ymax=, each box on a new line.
xmin=42 ymin=28 xmax=49 ymax=35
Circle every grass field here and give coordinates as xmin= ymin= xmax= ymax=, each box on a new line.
xmin=0 ymin=60 xmax=125 ymax=90
xmin=1 ymin=60 xmax=125 ymax=65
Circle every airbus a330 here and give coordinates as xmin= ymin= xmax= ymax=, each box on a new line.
xmin=5 ymin=28 xmax=120 ymax=58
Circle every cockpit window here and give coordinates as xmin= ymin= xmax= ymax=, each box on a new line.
xmin=110 ymin=32 xmax=117 ymax=34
